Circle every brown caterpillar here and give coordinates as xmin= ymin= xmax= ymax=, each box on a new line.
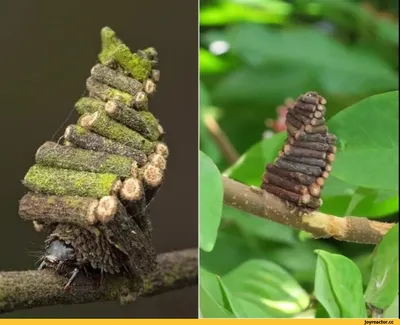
xmin=18 ymin=27 xmax=167 ymax=291
xmin=261 ymin=91 xmax=337 ymax=212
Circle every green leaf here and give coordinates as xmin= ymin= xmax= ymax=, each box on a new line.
xmin=200 ymin=225 xmax=255 ymax=276
xmin=200 ymin=151 xmax=224 ymax=252
xmin=201 ymin=220 xmax=338 ymax=287
xmin=377 ymin=19 xmax=399 ymax=45
xmin=328 ymin=91 xmax=399 ymax=191
xmin=213 ymin=63 xmax=317 ymax=109
xmin=200 ymin=49 xmax=232 ymax=75
xmin=384 ymin=295 xmax=399 ymax=318
xmin=200 ymin=1 xmax=291 ymax=26
xmin=226 ymin=24 xmax=398 ymax=95
xmin=217 ymin=276 xmax=247 ymax=317
xmin=200 ymin=82 xmax=211 ymax=108
xmin=200 ymin=268 xmax=235 ymax=318
xmin=321 ymin=176 xmax=398 ymax=218
xmin=315 ymin=301 xmax=330 ymax=318
xmin=222 ymin=259 xmax=310 ymax=317
xmin=225 ymin=132 xmax=286 ymax=186
xmin=314 ymin=250 xmax=367 ymax=318
xmin=222 ymin=204 xmax=296 ymax=245
xmin=365 ymin=224 xmax=399 ymax=310
xmin=353 ymin=253 xmax=374 ymax=287
xmin=263 ymin=240 xmax=339 ymax=286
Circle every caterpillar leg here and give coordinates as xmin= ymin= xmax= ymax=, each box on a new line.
xmin=100 ymin=268 xmax=105 ymax=287
xmin=38 ymin=260 xmax=46 ymax=270
xmin=64 ymin=267 xmax=80 ymax=291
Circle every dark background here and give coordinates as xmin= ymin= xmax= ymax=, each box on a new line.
xmin=0 ymin=0 xmax=198 ymax=318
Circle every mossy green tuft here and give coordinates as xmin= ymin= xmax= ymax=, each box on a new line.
xmin=81 ymin=111 xmax=154 ymax=155
xmin=36 ymin=141 xmax=134 ymax=177
xmin=75 ymin=97 xmax=105 ymax=115
xmin=99 ymin=27 xmax=152 ymax=81
xmin=24 ymin=164 xmax=119 ymax=198
xmin=138 ymin=111 xmax=161 ymax=141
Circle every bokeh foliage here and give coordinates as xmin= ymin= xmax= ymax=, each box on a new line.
xmin=200 ymin=0 xmax=398 ymax=165
xmin=200 ymin=0 xmax=398 ymax=319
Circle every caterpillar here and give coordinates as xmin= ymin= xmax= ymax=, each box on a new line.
xmin=261 ymin=91 xmax=337 ymax=212
xmin=18 ymin=27 xmax=167 ymax=291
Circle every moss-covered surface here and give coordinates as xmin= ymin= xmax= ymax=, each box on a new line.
xmin=64 ymin=125 xmax=147 ymax=166
xmin=106 ymin=101 xmax=159 ymax=141
xmin=138 ymin=111 xmax=161 ymax=141
xmin=91 ymin=64 xmax=142 ymax=96
xmin=19 ymin=192 xmax=99 ymax=227
xmin=99 ymin=27 xmax=152 ymax=81
xmin=106 ymin=87 xmax=134 ymax=106
xmin=24 ymin=164 xmax=119 ymax=198
xmin=36 ymin=141 xmax=134 ymax=177
xmin=81 ymin=111 xmax=154 ymax=155
xmin=75 ymin=97 xmax=105 ymax=115
xmin=87 ymin=77 xmax=134 ymax=107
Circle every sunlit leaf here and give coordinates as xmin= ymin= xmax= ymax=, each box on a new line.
xmin=200 ymin=268 xmax=236 ymax=318
xmin=200 ymin=49 xmax=232 ymax=74
xmin=328 ymin=91 xmax=399 ymax=191
xmin=222 ymin=259 xmax=310 ymax=317
xmin=384 ymin=295 xmax=399 ymax=318
xmin=365 ymin=224 xmax=399 ymax=310
xmin=200 ymin=1 xmax=291 ymax=26
xmin=321 ymin=176 xmax=398 ymax=218
xmin=200 ymin=151 xmax=224 ymax=252
xmin=314 ymin=250 xmax=367 ymax=318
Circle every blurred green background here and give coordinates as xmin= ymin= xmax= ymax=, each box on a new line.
xmin=199 ymin=0 xmax=398 ymax=318
xmin=200 ymin=0 xmax=398 ymax=171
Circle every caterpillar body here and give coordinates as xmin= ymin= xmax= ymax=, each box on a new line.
xmin=261 ymin=91 xmax=337 ymax=212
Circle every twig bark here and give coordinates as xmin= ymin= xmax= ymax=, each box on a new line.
xmin=203 ymin=114 xmax=239 ymax=164
xmin=0 ymin=248 xmax=197 ymax=314
xmin=223 ymin=176 xmax=395 ymax=244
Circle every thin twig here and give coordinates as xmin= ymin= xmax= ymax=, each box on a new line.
xmin=0 ymin=248 xmax=197 ymax=314
xmin=203 ymin=114 xmax=239 ymax=164
xmin=223 ymin=176 xmax=395 ymax=244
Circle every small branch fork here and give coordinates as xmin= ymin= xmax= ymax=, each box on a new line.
xmin=0 ymin=248 xmax=197 ymax=314
xmin=223 ymin=177 xmax=395 ymax=244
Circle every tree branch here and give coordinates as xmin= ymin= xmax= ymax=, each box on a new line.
xmin=223 ymin=176 xmax=395 ymax=244
xmin=203 ymin=114 xmax=239 ymax=164
xmin=0 ymin=248 xmax=197 ymax=314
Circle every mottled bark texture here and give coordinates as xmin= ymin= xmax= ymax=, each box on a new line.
xmin=224 ymin=177 xmax=395 ymax=244
xmin=35 ymin=141 xmax=136 ymax=177
xmin=0 ymin=249 xmax=197 ymax=314
xmin=19 ymin=193 xmax=100 ymax=227
xmin=64 ymin=125 xmax=148 ymax=166
xmin=79 ymin=110 xmax=154 ymax=154
xmin=105 ymin=100 xmax=161 ymax=141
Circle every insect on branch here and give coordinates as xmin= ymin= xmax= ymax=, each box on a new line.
xmin=0 ymin=248 xmax=198 ymax=314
